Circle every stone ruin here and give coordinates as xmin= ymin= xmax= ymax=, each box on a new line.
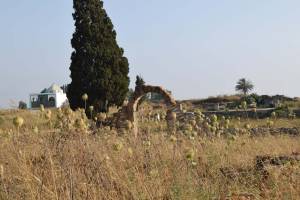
xmin=109 ymin=85 xmax=300 ymax=138
xmin=112 ymin=85 xmax=177 ymax=136
xmin=220 ymin=152 xmax=300 ymax=186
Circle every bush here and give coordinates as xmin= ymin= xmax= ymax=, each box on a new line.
xmin=274 ymin=106 xmax=290 ymax=118
xmin=18 ymin=101 xmax=27 ymax=110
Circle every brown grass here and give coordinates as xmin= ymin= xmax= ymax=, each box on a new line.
xmin=0 ymin=109 xmax=299 ymax=199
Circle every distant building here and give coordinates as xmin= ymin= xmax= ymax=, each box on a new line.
xmin=29 ymin=84 xmax=68 ymax=109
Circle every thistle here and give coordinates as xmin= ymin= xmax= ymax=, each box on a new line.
xmin=127 ymin=147 xmax=133 ymax=156
xmin=225 ymin=119 xmax=230 ymax=129
xmin=97 ymin=113 xmax=107 ymax=121
xmin=194 ymin=109 xmax=202 ymax=116
xmin=288 ymin=112 xmax=296 ymax=120
xmin=170 ymin=135 xmax=177 ymax=143
xmin=167 ymin=111 xmax=177 ymax=120
xmin=0 ymin=165 xmax=3 ymax=178
xmin=241 ymin=101 xmax=248 ymax=119
xmin=57 ymin=108 xmax=64 ymax=120
xmin=237 ymin=117 xmax=241 ymax=125
xmin=229 ymin=134 xmax=237 ymax=141
xmin=45 ymin=110 xmax=52 ymax=120
xmin=78 ymin=108 xmax=87 ymax=119
xmin=210 ymin=126 xmax=217 ymax=133
xmin=211 ymin=114 xmax=218 ymax=123
xmin=89 ymin=106 xmax=94 ymax=119
xmin=33 ymin=126 xmax=39 ymax=134
xmin=204 ymin=122 xmax=210 ymax=130
xmin=241 ymin=101 xmax=247 ymax=110
xmin=113 ymin=142 xmax=123 ymax=151
xmin=212 ymin=121 xmax=219 ymax=128
xmin=81 ymin=93 xmax=88 ymax=110
xmin=64 ymin=107 xmax=73 ymax=116
xmin=271 ymin=112 xmax=277 ymax=120
xmin=244 ymin=123 xmax=251 ymax=130
xmin=186 ymin=149 xmax=195 ymax=161
xmin=191 ymin=161 xmax=197 ymax=167
xmin=225 ymin=119 xmax=230 ymax=126
xmin=184 ymin=124 xmax=193 ymax=132
xmin=267 ymin=119 xmax=274 ymax=128
xmin=221 ymin=116 xmax=226 ymax=121
xmin=13 ymin=116 xmax=24 ymax=134
xmin=143 ymin=140 xmax=151 ymax=147
xmin=191 ymin=131 xmax=198 ymax=137
xmin=190 ymin=120 xmax=197 ymax=127
xmin=74 ymin=118 xmax=88 ymax=133
xmin=40 ymin=104 xmax=45 ymax=112
xmin=149 ymin=169 xmax=159 ymax=178
xmin=124 ymin=120 xmax=132 ymax=130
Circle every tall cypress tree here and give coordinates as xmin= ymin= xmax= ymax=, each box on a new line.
xmin=67 ymin=0 xmax=130 ymax=113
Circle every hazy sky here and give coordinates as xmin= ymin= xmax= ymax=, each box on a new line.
xmin=0 ymin=0 xmax=300 ymax=108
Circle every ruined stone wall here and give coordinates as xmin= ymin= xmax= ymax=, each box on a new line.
xmin=114 ymin=85 xmax=177 ymax=136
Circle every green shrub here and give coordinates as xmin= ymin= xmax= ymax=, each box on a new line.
xmin=274 ymin=107 xmax=290 ymax=118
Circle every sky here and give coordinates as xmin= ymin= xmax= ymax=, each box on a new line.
xmin=0 ymin=0 xmax=300 ymax=108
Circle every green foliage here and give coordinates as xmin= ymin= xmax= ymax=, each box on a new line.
xmin=67 ymin=0 xmax=130 ymax=113
xmin=274 ymin=106 xmax=290 ymax=118
xmin=135 ymin=75 xmax=145 ymax=89
xmin=249 ymin=94 xmax=294 ymax=108
xmin=135 ymin=75 xmax=148 ymax=107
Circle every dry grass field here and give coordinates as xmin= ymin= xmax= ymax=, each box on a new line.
xmin=0 ymin=108 xmax=299 ymax=199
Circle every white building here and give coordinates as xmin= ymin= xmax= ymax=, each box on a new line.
xmin=29 ymin=84 xmax=68 ymax=109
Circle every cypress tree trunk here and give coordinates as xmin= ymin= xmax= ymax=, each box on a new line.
xmin=67 ymin=0 xmax=130 ymax=113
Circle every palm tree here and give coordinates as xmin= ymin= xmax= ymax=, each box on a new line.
xmin=235 ymin=78 xmax=254 ymax=96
